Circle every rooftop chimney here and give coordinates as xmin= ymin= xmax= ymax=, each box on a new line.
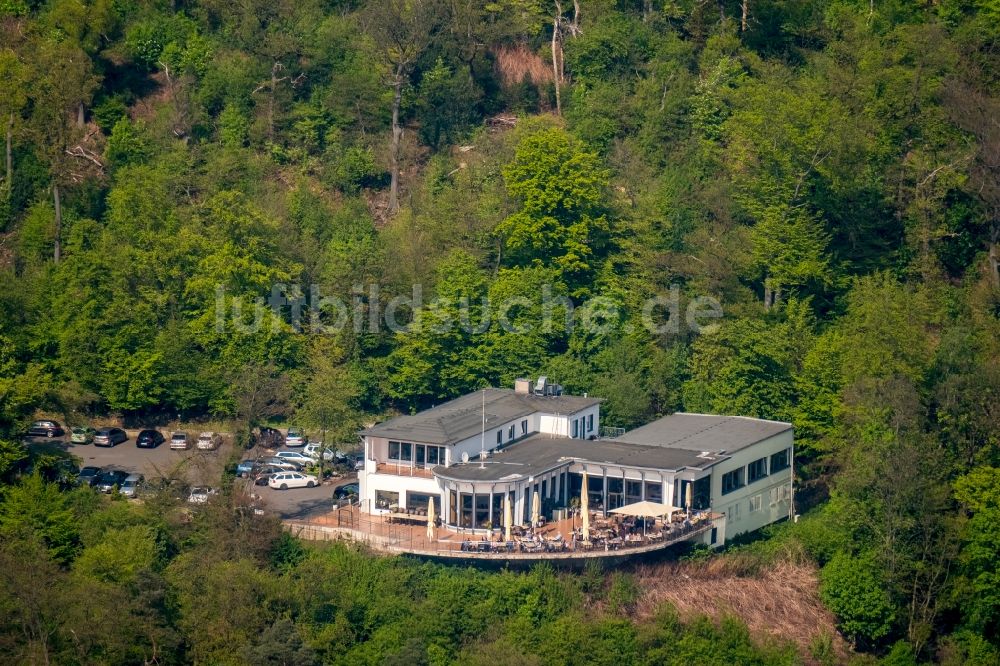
xmin=514 ymin=378 xmax=532 ymax=394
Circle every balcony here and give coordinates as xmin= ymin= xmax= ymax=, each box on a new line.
xmin=374 ymin=461 xmax=436 ymax=479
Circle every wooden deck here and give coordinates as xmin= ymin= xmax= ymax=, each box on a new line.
xmin=284 ymin=506 xmax=720 ymax=566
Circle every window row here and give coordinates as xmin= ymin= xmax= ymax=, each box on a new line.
xmin=721 ymin=448 xmax=792 ymax=495
xmin=388 ymin=441 xmax=446 ymax=466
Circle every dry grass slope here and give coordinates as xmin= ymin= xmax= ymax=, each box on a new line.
xmin=493 ymin=44 xmax=554 ymax=86
xmin=633 ymin=556 xmax=851 ymax=663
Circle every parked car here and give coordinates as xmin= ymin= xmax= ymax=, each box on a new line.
xmin=119 ymin=473 xmax=145 ymax=498
xmin=136 ymin=429 xmax=165 ymax=448
xmin=268 ymin=471 xmax=318 ymax=490
xmin=236 ymin=459 xmax=260 ymax=477
xmin=262 ymin=457 xmax=302 ymax=471
xmin=334 ymin=483 xmax=359 ymax=500
xmin=253 ymin=464 xmax=285 ymax=485
xmin=273 ymin=451 xmax=313 ymax=466
xmin=196 ymin=432 xmax=221 ymax=451
xmin=253 ymin=426 xmax=284 ymax=448
xmin=94 ymin=427 xmax=128 ymax=447
xmin=95 ymin=469 xmax=130 ymax=493
xmin=285 ymin=427 xmax=306 ymax=447
xmin=70 ymin=426 xmax=96 ymax=444
xmin=170 ymin=431 xmax=190 ymax=450
xmin=27 ymin=420 xmax=64 ymax=438
xmin=77 ymin=465 xmax=102 ymax=486
xmin=303 ymin=443 xmax=334 ymax=461
xmin=187 ymin=486 xmax=217 ymax=504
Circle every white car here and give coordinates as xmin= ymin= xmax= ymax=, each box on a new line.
xmin=196 ymin=431 xmax=221 ymax=450
xmin=187 ymin=486 xmax=217 ymax=503
xmin=285 ymin=427 xmax=306 ymax=447
xmin=268 ymin=471 xmax=318 ymax=490
xmin=303 ymin=443 xmax=334 ymax=461
xmin=170 ymin=431 xmax=189 ymax=450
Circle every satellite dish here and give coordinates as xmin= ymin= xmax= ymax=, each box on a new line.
xmin=461 ymin=452 xmax=470 ymax=463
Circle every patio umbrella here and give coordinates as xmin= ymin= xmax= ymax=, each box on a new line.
xmin=610 ymin=500 xmax=678 ymax=536
xmin=503 ymin=494 xmax=512 ymax=542
xmin=531 ymin=490 xmax=541 ymax=527
xmin=686 ymin=483 xmax=693 ymax=516
xmin=426 ymin=499 xmax=436 ymax=542
xmin=581 ymin=471 xmax=590 ymax=542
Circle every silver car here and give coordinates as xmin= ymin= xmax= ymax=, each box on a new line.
xmin=119 ymin=473 xmax=144 ymax=498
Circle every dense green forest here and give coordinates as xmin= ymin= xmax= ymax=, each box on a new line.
xmin=1 ymin=0 xmax=999 ymax=663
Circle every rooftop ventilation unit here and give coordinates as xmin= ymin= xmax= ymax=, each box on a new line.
xmin=534 ymin=376 xmax=549 ymax=395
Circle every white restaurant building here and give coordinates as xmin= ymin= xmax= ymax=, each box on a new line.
xmin=358 ymin=378 xmax=793 ymax=546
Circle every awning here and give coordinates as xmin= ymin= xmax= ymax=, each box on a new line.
xmin=609 ymin=500 xmax=678 ymax=519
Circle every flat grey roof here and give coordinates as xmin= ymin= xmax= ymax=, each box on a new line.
xmin=433 ymin=433 xmax=715 ymax=483
xmin=613 ymin=413 xmax=791 ymax=454
xmin=361 ymin=389 xmax=601 ymax=446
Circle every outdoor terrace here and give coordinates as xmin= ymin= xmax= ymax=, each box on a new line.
xmin=284 ymin=505 xmax=720 ymax=564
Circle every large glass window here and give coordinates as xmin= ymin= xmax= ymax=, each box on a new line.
xmin=460 ymin=493 xmax=473 ymax=527
xmin=496 ymin=430 xmax=502 ymax=445
xmin=721 ymin=468 xmax=745 ymax=495
xmin=508 ymin=424 xmax=515 ymax=440
xmin=388 ymin=441 xmax=412 ymax=462
xmin=521 ymin=419 xmax=528 ymax=435
xmin=625 ymin=480 xmax=642 ymax=504
xmin=407 ymin=492 xmax=439 ymax=513
xmin=770 ymin=448 xmax=791 ymax=472
xmin=693 ymin=476 xmax=711 ymax=509
xmin=426 ymin=446 xmax=441 ymax=465
xmin=375 ymin=490 xmax=399 ymax=510
xmin=491 ymin=493 xmax=504 ymax=526
xmin=748 ymin=457 xmax=768 ymax=483
xmin=644 ymin=481 xmax=662 ymax=503
xmin=572 ymin=419 xmax=579 ymax=438
xmin=475 ymin=494 xmax=490 ymax=528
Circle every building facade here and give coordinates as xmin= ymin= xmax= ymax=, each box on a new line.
xmin=357 ymin=379 xmax=793 ymax=545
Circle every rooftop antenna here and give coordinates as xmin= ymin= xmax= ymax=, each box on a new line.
xmin=480 ymin=388 xmax=486 ymax=469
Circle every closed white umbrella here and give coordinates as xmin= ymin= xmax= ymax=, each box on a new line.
xmin=426 ymin=498 xmax=436 ymax=542
xmin=531 ymin=490 xmax=541 ymax=527
xmin=686 ymin=483 xmax=693 ymax=516
xmin=581 ymin=471 xmax=590 ymax=542
xmin=503 ymin=494 xmax=512 ymax=542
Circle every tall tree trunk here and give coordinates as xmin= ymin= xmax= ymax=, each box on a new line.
xmin=388 ymin=70 xmax=404 ymax=214
xmin=551 ymin=17 xmax=562 ymax=116
xmin=763 ymin=278 xmax=773 ymax=310
xmin=989 ymin=223 xmax=999 ymax=289
xmin=77 ymin=101 xmax=85 ymax=127
xmin=268 ymin=62 xmax=279 ymax=142
xmin=53 ymin=183 xmax=62 ymax=263
xmin=5 ymin=112 xmax=12 ymax=188
xmin=741 ymin=0 xmax=749 ymax=32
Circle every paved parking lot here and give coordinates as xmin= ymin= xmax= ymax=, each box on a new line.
xmin=26 ymin=429 xmax=234 ymax=487
xmin=27 ymin=430 xmax=357 ymax=520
